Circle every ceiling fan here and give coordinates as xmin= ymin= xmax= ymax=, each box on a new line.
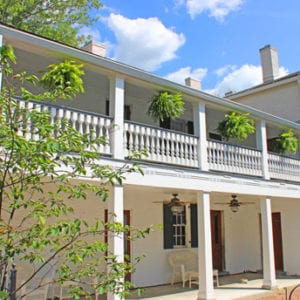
xmin=214 ymin=195 xmax=255 ymax=213
xmin=153 ymin=194 xmax=194 ymax=214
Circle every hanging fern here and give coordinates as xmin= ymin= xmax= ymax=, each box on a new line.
xmin=275 ymin=129 xmax=298 ymax=154
xmin=40 ymin=60 xmax=84 ymax=99
xmin=217 ymin=111 xmax=256 ymax=142
xmin=147 ymin=91 xmax=185 ymax=122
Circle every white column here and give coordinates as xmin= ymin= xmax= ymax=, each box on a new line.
xmin=107 ymin=185 xmax=124 ymax=300
xmin=260 ymin=197 xmax=277 ymax=289
xmin=110 ymin=76 xmax=125 ymax=159
xmin=256 ymin=120 xmax=270 ymax=179
xmin=193 ymin=103 xmax=208 ymax=171
xmin=197 ymin=191 xmax=215 ymax=300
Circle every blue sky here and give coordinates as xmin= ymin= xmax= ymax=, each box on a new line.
xmin=83 ymin=0 xmax=300 ymax=96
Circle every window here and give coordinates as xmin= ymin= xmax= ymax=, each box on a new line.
xmin=163 ymin=204 xmax=198 ymax=249
xmin=163 ymin=205 xmax=186 ymax=248
xmin=105 ymin=100 xmax=131 ymax=120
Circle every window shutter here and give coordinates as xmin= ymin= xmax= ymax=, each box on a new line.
xmin=163 ymin=205 xmax=173 ymax=249
xmin=190 ymin=204 xmax=198 ymax=247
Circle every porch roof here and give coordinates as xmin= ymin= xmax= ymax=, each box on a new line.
xmin=0 ymin=23 xmax=300 ymax=132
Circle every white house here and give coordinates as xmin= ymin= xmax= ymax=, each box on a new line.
xmin=1 ymin=24 xmax=300 ymax=300
xmin=228 ymin=45 xmax=300 ymax=123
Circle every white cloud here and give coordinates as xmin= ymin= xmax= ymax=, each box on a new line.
xmin=206 ymin=64 xmax=288 ymax=96
xmin=164 ymin=66 xmax=207 ymax=85
xmin=106 ymin=14 xmax=185 ymax=71
xmin=180 ymin=0 xmax=244 ymax=20
xmin=215 ymin=65 xmax=237 ymax=77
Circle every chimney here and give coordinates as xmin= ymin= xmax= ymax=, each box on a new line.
xmin=83 ymin=41 xmax=106 ymax=57
xmin=259 ymin=45 xmax=279 ymax=83
xmin=185 ymin=77 xmax=201 ymax=90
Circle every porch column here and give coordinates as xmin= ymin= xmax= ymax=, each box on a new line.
xmin=107 ymin=185 xmax=124 ymax=300
xmin=256 ymin=120 xmax=270 ymax=179
xmin=110 ymin=76 xmax=125 ymax=159
xmin=193 ymin=103 xmax=208 ymax=171
xmin=197 ymin=191 xmax=215 ymax=300
xmin=260 ymin=197 xmax=277 ymax=289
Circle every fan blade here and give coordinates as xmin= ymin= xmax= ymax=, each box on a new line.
xmin=214 ymin=202 xmax=231 ymax=205
xmin=239 ymin=202 xmax=255 ymax=205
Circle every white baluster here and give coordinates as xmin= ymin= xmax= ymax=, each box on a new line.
xmin=136 ymin=124 xmax=142 ymax=152
xmin=165 ymin=131 xmax=171 ymax=163
xmin=104 ymin=118 xmax=111 ymax=154
xmin=157 ymin=129 xmax=162 ymax=162
xmin=150 ymin=128 xmax=156 ymax=161
xmin=145 ymin=127 xmax=151 ymax=160
xmin=140 ymin=125 xmax=145 ymax=152
xmin=78 ymin=113 xmax=84 ymax=135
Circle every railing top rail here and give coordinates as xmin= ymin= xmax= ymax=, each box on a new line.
xmin=268 ymin=151 xmax=300 ymax=160
xmin=14 ymin=97 xmax=113 ymax=120
xmin=207 ymin=138 xmax=262 ymax=152
xmin=124 ymin=120 xmax=197 ymax=138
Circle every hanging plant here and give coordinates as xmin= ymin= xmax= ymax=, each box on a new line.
xmin=217 ymin=111 xmax=256 ymax=141
xmin=147 ymin=91 xmax=185 ymax=122
xmin=274 ymin=129 xmax=298 ymax=154
xmin=40 ymin=60 xmax=85 ymax=99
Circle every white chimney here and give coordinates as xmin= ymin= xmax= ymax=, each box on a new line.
xmin=83 ymin=41 xmax=106 ymax=57
xmin=260 ymin=45 xmax=279 ymax=83
xmin=185 ymin=77 xmax=201 ymax=90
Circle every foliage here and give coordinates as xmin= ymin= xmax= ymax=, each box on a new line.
xmin=147 ymin=91 xmax=185 ymax=123
xmin=274 ymin=129 xmax=298 ymax=154
xmin=0 ymin=47 xmax=150 ymax=299
xmin=0 ymin=0 xmax=103 ymax=47
xmin=40 ymin=60 xmax=85 ymax=99
xmin=217 ymin=111 xmax=256 ymax=142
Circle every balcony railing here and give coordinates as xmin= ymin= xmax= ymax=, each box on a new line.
xmin=124 ymin=121 xmax=198 ymax=167
xmin=14 ymin=100 xmax=300 ymax=183
xmin=268 ymin=153 xmax=300 ymax=181
xmin=16 ymin=100 xmax=112 ymax=155
xmin=207 ymin=140 xmax=263 ymax=176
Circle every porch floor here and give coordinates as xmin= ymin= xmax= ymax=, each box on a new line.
xmin=127 ymin=273 xmax=300 ymax=300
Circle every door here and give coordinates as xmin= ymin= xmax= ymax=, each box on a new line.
xmin=210 ymin=210 xmax=223 ymax=271
xmin=272 ymin=212 xmax=284 ymax=271
xmin=105 ymin=210 xmax=131 ymax=281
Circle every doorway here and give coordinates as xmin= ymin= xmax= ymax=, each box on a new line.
xmin=210 ymin=210 xmax=223 ymax=271
xmin=272 ymin=212 xmax=284 ymax=271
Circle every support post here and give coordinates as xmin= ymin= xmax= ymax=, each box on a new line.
xmin=110 ymin=76 xmax=125 ymax=160
xmin=260 ymin=197 xmax=277 ymax=289
xmin=193 ymin=103 xmax=208 ymax=171
xmin=107 ymin=185 xmax=124 ymax=300
xmin=256 ymin=120 xmax=270 ymax=179
xmin=197 ymin=191 xmax=215 ymax=300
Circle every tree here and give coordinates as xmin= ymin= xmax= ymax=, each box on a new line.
xmin=0 ymin=46 xmax=150 ymax=299
xmin=0 ymin=0 xmax=103 ymax=47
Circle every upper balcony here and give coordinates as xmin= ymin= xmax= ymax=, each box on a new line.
xmin=3 ymin=24 xmax=300 ymax=185
xmin=17 ymin=99 xmax=300 ymax=184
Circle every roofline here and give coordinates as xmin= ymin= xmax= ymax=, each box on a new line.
xmin=228 ymin=72 xmax=300 ymax=99
xmin=1 ymin=23 xmax=300 ymax=132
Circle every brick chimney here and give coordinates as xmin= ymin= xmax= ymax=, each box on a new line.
xmin=260 ymin=45 xmax=279 ymax=83
xmin=83 ymin=41 xmax=106 ymax=57
xmin=185 ymin=77 xmax=201 ymax=90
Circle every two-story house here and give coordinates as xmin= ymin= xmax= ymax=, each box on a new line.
xmin=1 ymin=23 xmax=300 ymax=300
